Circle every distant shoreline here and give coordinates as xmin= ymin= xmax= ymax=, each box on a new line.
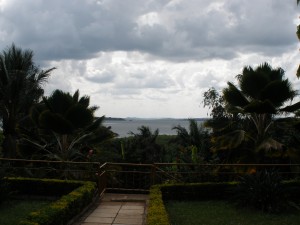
xmin=104 ymin=117 xmax=126 ymax=121
xmin=103 ymin=118 xmax=208 ymax=137
xmin=104 ymin=117 xmax=209 ymax=121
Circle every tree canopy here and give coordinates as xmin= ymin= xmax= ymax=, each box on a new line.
xmin=0 ymin=44 xmax=54 ymax=158
xmin=206 ymin=63 xmax=298 ymax=163
xmin=27 ymin=89 xmax=115 ymax=161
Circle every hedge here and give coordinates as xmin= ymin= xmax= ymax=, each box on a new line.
xmin=160 ymin=182 xmax=237 ymax=201
xmin=147 ymin=185 xmax=170 ymax=225
xmin=146 ymin=180 xmax=300 ymax=225
xmin=5 ymin=178 xmax=97 ymax=225
xmin=7 ymin=177 xmax=82 ymax=197
xmin=147 ymin=182 xmax=237 ymax=225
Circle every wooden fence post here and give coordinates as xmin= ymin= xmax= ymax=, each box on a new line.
xmin=151 ymin=164 xmax=156 ymax=186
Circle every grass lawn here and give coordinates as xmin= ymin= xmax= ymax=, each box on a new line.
xmin=0 ymin=199 xmax=51 ymax=225
xmin=165 ymin=201 xmax=300 ymax=225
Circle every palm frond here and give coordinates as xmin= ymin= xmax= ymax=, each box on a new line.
xmin=243 ymin=100 xmax=276 ymax=114
xmin=297 ymin=64 xmax=300 ymax=78
xmin=65 ymin=104 xmax=94 ymax=129
xmin=223 ymin=82 xmax=249 ymax=107
xmin=212 ymin=129 xmax=251 ymax=151
xmin=0 ymin=56 xmax=9 ymax=85
xmin=36 ymin=67 xmax=55 ymax=84
xmin=85 ymin=116 xmax=104 ymax=132
xmin=39 ymin=110 xmax=73 ymax=134
xmin=239 ymin=64 xmax=270 ymax=99
xmin=256 ymin=138 xmax=283 ymax=152
xmin=280 ymin=101 xmax=300 ymax=113
xmin=89 ymin=105 xmax=99 ymax=113
xmin=46 ymin=90 xmax=73 ymax=114
xmin=78 ymin=95 xmax=90 ymax=108
xmin=72 ymin=90 xmax=79 ymax=102
xmin=261 ymin=79 xmax=296 ymax=107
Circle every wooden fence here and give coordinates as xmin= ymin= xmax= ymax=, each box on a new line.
xmin=1 ymin=158 xmax=300 ymax=194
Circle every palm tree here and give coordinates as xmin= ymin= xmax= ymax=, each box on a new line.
xmin=171 ymin=119 xmax=210 ymax=162
xmin=125 ymin=126 xmax=162 ymax=163
xmin=296 ymin=1 xmax=300 ymax=77
xmin=0 ymin=44 xmax=54 ymax=158
xmin=219 ymin=62 xmax=297 ymax=163
xmin=27 ymin=89 xmax=115 ymax=161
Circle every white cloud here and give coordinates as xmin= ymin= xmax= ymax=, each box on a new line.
xmin=0 ymin=0 xmax=299 ymax=118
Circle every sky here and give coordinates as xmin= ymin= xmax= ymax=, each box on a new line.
xmin=0 ymin=0 xmax=299 ymax=118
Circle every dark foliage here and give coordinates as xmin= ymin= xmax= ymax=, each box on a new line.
xmin=0 ymin=43 xmax=54 ymax=158
xmin=234 ymin=170 xmax=286 ymax=213
xmin=0 ymin=168 xmax=10 ymax=204
xmin=171 ymin=119 xmax=211 ymax=163
xmin=124 ymin=126 xmax=164 ymax=163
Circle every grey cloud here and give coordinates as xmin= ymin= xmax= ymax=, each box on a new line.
xmin=0 ymin=0 xmax=297 ymax=63
xmin=115 ymin=72 xmax=173 ymax=89
xmin=165 ymin=1 xmax=296 ymax=59
xmin=85 ymin=70 xmax=116 ymax=83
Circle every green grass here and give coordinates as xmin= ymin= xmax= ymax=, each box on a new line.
xmin=165 ymin=201 xmax=300 ymax=225
xmin=0 ymin=199 xmax=51 ymax=225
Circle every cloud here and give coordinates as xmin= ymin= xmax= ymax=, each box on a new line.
xmin=0 ymin=0 xmax=297 ymax=63
xmin=0 ymin=0 xmax=299 ymax=118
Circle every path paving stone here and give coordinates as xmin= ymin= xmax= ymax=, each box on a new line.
xmin=74 ymin=193 xmax=149 ymax=225
xmin=114 ymin=217 xmax=143 ymax=224
xmin=84 ymin=217 xmax=114 ymax=223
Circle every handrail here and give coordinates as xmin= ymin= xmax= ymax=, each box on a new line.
xmin=0 ymin=158 xmax=100 ymax=165
xmin=104 ymin=162 xmax=153 ymax=167
xmin=2 ymin=159 xmax=300 ymax=193
xmin=153 ymin=165 xmax=183 ymax=183
xmin=153 ymin=163 xmax=300 ymax=166
xmin=99 ymin=162 xmax=108 ymax=170
xmin=2 ymin=158 xmax=300 ymax=167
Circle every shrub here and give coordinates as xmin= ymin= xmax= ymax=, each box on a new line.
xmin=234 ymin=170 xmax=285 ymax=213
xmin=7 ymin=178 xmax=98 ymax=225
xmin=161 ymin=182 xmax=237 ymax=201
xmin=0 ymin=168 xmax=10 ymax=204
xmin=147 ymin=185 xmax=170 ymax=225
xmin=8 ymin=177 xmax=82 ymax=197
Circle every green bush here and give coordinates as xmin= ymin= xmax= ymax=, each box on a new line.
xmin=234 ymin=170 xmax=285 ymax=213
xmin=5 ymin=178 xmax=97 ymax=225
xmin=147 ymin=185 xmax=170 ymax=225
xmin=7 ymin=177 xmax=82 ymax=197
xmin=0 ymin=169 xmax=10 ymax=204
xmin=161 ymin=182 xmax=237 ymax=201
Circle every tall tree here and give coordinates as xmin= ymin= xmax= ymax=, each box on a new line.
xmin=219 ymin=62 xmax=297 ymax=163
xmin=296 ymin=0 xmax=300 ymax=77
xmin=123 ymin=126 xmax=163 ymax=163
xmin=27 ymin=89 xmax=115 ymax=161
xmin=171 ymin=119 xmax=211 ymax=162
xmin=0 ymin=44 xmax=54 ymax=158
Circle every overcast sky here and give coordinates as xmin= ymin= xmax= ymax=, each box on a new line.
xmin=0 ymin=0 xmax=299 ymax=118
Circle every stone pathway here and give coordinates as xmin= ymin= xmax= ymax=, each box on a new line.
xmin=74 ymin=193 xmax=149 ymax=225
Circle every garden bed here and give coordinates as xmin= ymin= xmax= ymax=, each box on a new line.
xmin=3 ymin=177 xmax=97 ymax=225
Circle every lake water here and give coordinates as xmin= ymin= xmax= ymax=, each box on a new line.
xmin=103 ymin=118 xmax=205 ymax=138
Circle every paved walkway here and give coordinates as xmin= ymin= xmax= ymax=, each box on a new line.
xmin=74 ymin=193 xmax=149 ymax=225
